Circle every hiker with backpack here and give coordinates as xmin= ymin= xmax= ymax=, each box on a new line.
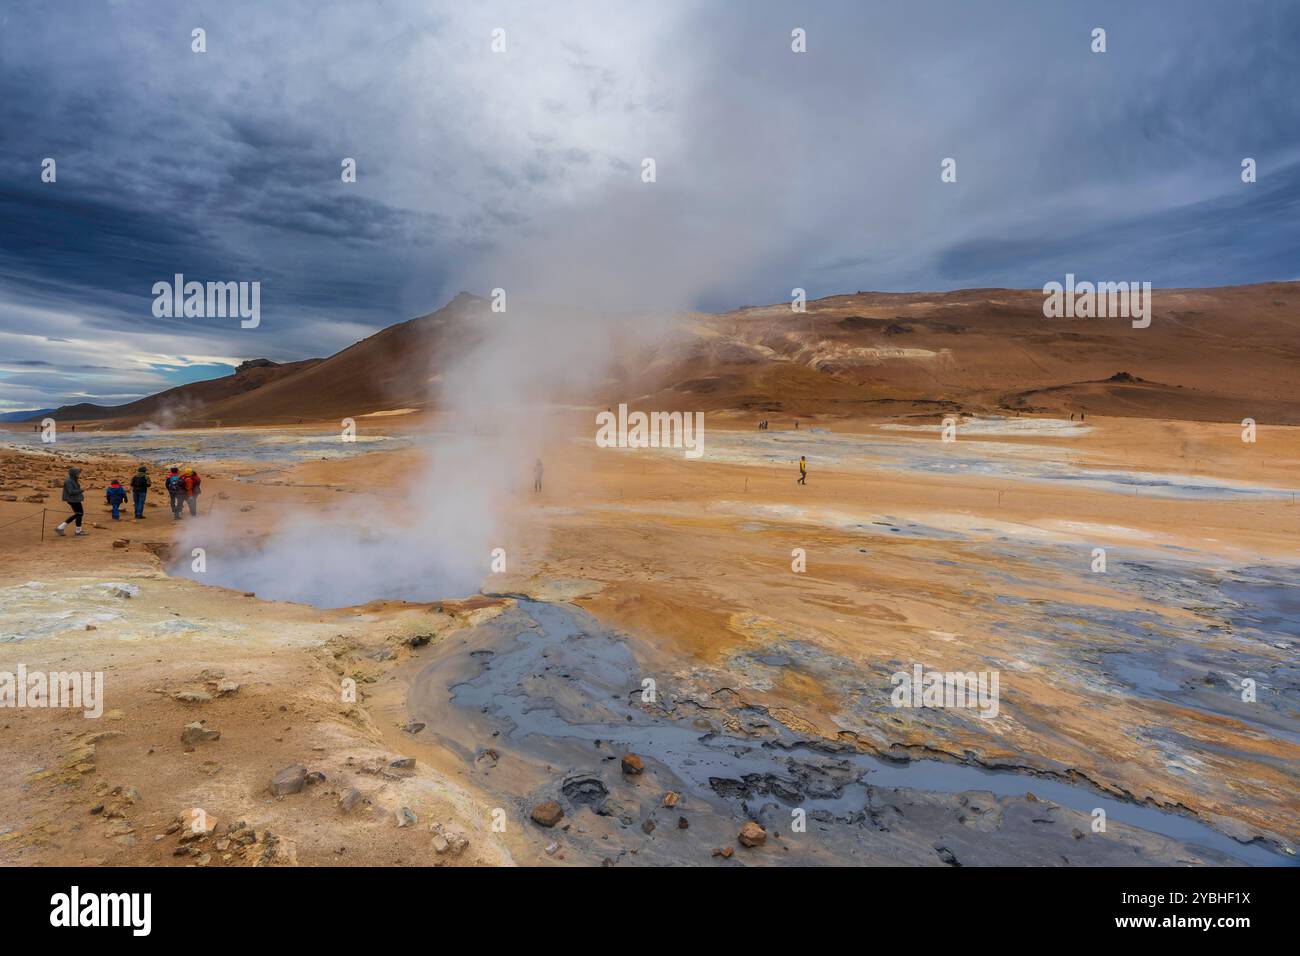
xmin=105 ymin=479 xmax=128 ymax=520
xmin=55 ymin=467 xmax=87 ymax=536
xmin=166 ymin=466 xmax=185 ymax=519
xmin=181 ymin=467 xmax=202 ymax=516
xmin=130 ymin=466 xmax=150 ymax=519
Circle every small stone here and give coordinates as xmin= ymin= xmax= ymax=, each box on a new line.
xmin=1071 ymin=828 xmax=1085 ymax=840
xmin=544 ymin=842 xmax=558 ymax=855
xmin=712 ymin=846 xmax=734 ymax=858
xmin=641 ymin=819 xmax=655 ymax=834
xmin=396 ymin=807 xmax=417 ymax=828
xmin=173 ymin=690 xmax=212 ymax=704
xmin=339 ymin=787 xmax=366 ymax=813
xmin=269 ymin=764 xmax=307 ymax=796
xmin=112 ymin=539 xmax=129 ymax=549
xmin=662 ymin=791 xmax=680 ymax=808
xmin=181 ymin=722 xmax=220 ymax=746
xmin=402 ymin=721 xmax=426 ymax=735
xmin=89 ymin=804 xmax=104 ymax=815
xmin=389 ymin=756 xmax=416 ymax=770
xmin=531 ymin=801 xmax=564 ymax=828
xmin=215 ymin=680 xmax=240 ymax=696
xmin=677 ymin=816 xmax=689 ymax=830
xmin=738 ymin=821 xmax=766 ymax=848
xmin=620 ymin=754 xmax=644 ymax=775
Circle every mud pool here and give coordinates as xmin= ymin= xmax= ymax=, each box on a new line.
xmin=406 ymin=599 xmax=1294 ymax=865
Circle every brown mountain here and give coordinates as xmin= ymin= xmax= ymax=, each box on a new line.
xmin=34 ymin=282 xmax=1300 ymax=427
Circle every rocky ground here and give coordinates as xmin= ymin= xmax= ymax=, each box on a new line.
xmin=1 ymin=410 xmax=1297 ymax=866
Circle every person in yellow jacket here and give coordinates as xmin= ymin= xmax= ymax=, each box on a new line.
xmin=797 ymin=456 xmax=807 ymax=485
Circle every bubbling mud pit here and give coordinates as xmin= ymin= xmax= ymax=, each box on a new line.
xmin=400 ymin=598 xmax=1292 ymax=866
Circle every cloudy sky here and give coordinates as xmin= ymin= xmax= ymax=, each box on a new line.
xmin=2 ymin=0 xmax=1298 ymax=411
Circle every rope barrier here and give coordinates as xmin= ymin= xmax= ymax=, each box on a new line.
xmin=0 ymin=508 xmax=45 ymax=531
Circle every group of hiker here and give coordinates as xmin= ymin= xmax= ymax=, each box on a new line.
xmin=55 ymin=464 xmax=203 ymax=536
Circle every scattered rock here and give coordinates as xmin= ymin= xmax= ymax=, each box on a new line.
xmin=430 ymin=823 xmax=469 ymax=856
xmin=677 ymin=816 xmax=689 ymax=830
xmin=662 ymin=791 xmax=680 ymax=808
xmin=111 ymin=539 xmax=129 ymax=549
xmin=269 ymin=764 xmax=307 ymax=797
xmin=544 ymin=842 xmax=558 ymax=856
xmin=531 ymin=801 xmax=564 ymax=828
xmin=738 ymin=821 xmax=766 ymax=848
xmin=339 ymin=788 xmax=367 ymax=813
xmin=1071 ymin=828 xmax=1085 ymax=840
xmin=402 ymin=721 xmax=426 ymax=735
xmin=396 ymin=807 xmax=417 ymax=828
xmin=641 ymin=819 xmax=655 ymax=834
xmin=621 ymin=753 xmax=644 ymax=775
xmin=180 ymin=722 xmax=220 ymax=746
xmin=934 ymin=844 xmax=960 ymax=866
xmin=712 ymin=846 xmax=734 ymax=858
xmin=389 ymin=756 xmax=416 ymax=771
xmin=215 ymin=680 xmax=240 ymax=696
xmin=173 ymin=690 xmax=212 ymax=704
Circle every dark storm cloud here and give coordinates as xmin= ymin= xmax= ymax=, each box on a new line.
xmin=0 ymin=0 xmax=1297 ymax=408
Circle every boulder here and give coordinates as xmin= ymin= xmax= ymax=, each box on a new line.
xmin=269 ymin=764 xmax=307 ymax=797
xmin=530 ymin=801 xmax=564 ymax=828
xmin=738 ymin=821 xmax=766 ymax=848
xmin=620 ymin=753 xmax=644 ymax=775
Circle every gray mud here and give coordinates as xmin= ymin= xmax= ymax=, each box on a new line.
xmin=406 ymin=599 xmax=1292 ymax=866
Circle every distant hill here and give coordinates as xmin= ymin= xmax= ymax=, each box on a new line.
xmin=625 ymin=281 xmax=1300 ymax=425
xmin=29 ymin=283 xmax=1300 ymax=427
xmin=30 ymin=292 xmax=489 ymax=426
xmin=0 ymin=408 xmax=54 ymax=423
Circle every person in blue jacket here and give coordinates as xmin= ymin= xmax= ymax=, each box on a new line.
xmin=105 ymin=479 xmax=128 ymax=520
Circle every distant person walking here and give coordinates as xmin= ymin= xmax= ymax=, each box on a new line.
xmin=55 ymin=467 xmax=87 ymax=536
xmin=533 ymin=458 xmax=544 ymax=492
xmin=181 ymin=467 xmax=201 ymax=516
xmin=166 ymin=466 xmax=185 ymax=519
xmin=797 ymin=456 xmax=807 ymax=485
xmin=105 ymin=479 xmax=127 ymax=520
xmin=130 ymin=466 xmax=150 ymax=519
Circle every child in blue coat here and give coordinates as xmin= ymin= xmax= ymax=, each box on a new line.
xmin=105 ymin=480 xmax=128 ymax=520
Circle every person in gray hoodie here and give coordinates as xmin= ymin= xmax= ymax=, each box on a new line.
xmin=55 ymin=466 xmax=88 ymax=536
